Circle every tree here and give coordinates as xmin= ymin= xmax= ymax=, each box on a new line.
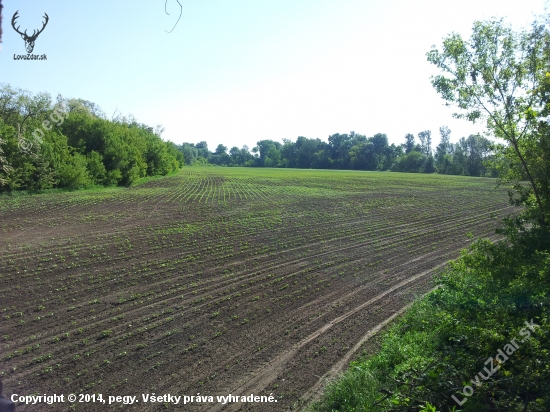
xmin=424 ymin=154 xmax=435 ymax=173
xmin=437 ymin=126 xmax=452 ymax=154
xmin=0 ymin=120 xmax=14 ymax=187
xmin=179 ymin=143 xmax=198 ymax=165
xmin=392 ymin=151 xmax=427 ymax=173
xmin=294 ymin=136 xmax=320 ymax=169
xmin=229 ymin=146 xmax=241 ymax=165
xmin=0 ymin=84 xmax=182 ymax=191
xmin=418 ymin=130 xmax=432 ymax=156
xmin=86 ymin=151 xmax=107 ymax=184
xmin=428 ymin=18 xmax=548 ymax=226
xmin=459 ymin=134 xmax=492 ymax=176
xmin=240 ymin=145 xmax=253 ymax=166
xmin=350 ymin=141 xmax=377 ymax=170
xmin=67 ymin=98 xmax=106 ymax=119
xmin=210 ymin=144 xmax=229 ymax=165
xmin=382 ymin=144 xmax=403 ymax=170
xmin=328 ymin=133 xmax=352 ymax=168
xmin=369 ymin=133 xmax=389 ymax=169
xmin=215 ymin=144 xmax=227 ymax=155
xmin=435 ymin=126 xmax=452 ymax=172
xmin=403 ymin=133 xmax=415 ymax=154
xmin=57 ymin=152 xmax=92 ymax=189
xmin=510 ymin=70 xmax=550 ymax=224
xmin=255 ymin=140 xmax=281 ymax=167
xmin=195 ymin=141 xmax=210 ymax=159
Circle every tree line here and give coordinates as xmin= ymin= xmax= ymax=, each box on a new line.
xmin=0 ymin=84 xmax=183 ymax=192
xmin=0 ymin=79 xmax=497 ymax=196
xmin=179 ymin=128 xmax=497 ymax=177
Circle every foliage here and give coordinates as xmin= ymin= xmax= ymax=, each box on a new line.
xmin=427 ymin=17 xmax=549 ymax=226
xmin=178 ymin=129 xmax=495 ymax=178
xmin=392 ymin=150 xmax=428 ymax=173
xmin=0 ymin=84 xmax=183 ymax=192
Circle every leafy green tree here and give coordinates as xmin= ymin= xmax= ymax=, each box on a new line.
xmin=435 ymin=126 xmax=452 ymax=172
xmin=86 ymin=151 xmax=107 ymax=185
xmin=459 ymin=134 xmax=492 ymax=176
xmin=392 ymin=151 xmax=427 ymax=173
xmin=450 ymin=142 xmax=467 ymax=175
xmin=403 ymin=133 xmax=415 ymax=154
xmin=423 ymin=154 xmax=435 ymax=173
xmin=166 ymin=141 xmax=184 ymax=169
xmin=428 ymin=18 xmax=548 ymax=226
xmin=381 ymin=143 xmax=403 ymax=170
xmin=439 ymin=153 xmax=462 ymax=175
xmin=142 ymin=130 xmax=175 ymax=175
xmin=179 ymin=143 xmax=198 ymax=165
xmin=255 ymin=140 xmax=282 ymax=167
xmin=57 ymin=152 xmax=92 ymax=189
xmin=350 ymin=140 xmax=377 ymax=170
xmin=4 ymin=87 xmax=51 ymax=132
xmin=418 ymin=130 xmax=432 ymax=155
xmin=195 ymin=141 xmax=210 ymax=159
xmin=240 ymin=145 xmax=253 ymax=165
xmin=67 ymin=98 xmax=106 ymax=118
xmin=280 ymin=139 xmax=297 ymax=167
xmin=0 ymin=121 xmax=54 ymax=191
xmin=229 ymin=146 xmax=241 ymax=165
xmin=0 ymin=84 xmax=22 ymax=126
xmin=328 ymin=133 xmax=352 ymax=168
xmin=369 ymin=133 xmax=389 ymax=169
xmin=294 ymin=136 xmax=322 ymax=168
xmin=0 ymin=85 xmax=183 ymax=191
xmin=61 ymin=112 xmax=105 ymax=154
xmin=211 ymin=144 xmax=230 ymax=165
xmin=215 ymin=144 xmax=227 ymax=155
xmin=0 ymin=120 xmax=14 ymax=187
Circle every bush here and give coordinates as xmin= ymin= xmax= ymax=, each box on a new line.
xmin=58 ymin=152 xmax=91 ymax=189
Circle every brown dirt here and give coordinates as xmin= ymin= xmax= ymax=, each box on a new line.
xmin=0 ymin=170 xmax=513 ymax=411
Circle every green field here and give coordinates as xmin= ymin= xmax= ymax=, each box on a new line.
xmin=0 ymin=167 xmax=513 ymax=411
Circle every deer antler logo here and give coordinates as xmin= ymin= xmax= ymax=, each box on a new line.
xmin=12 ymin=10 xmax=49 ymax=53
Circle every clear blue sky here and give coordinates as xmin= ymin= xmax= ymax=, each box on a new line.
xmin=0 ymin=0 xmax=546 ymax=150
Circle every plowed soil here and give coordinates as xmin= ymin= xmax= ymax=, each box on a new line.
xmin=0 ymin=168 xmax=513 ymax=411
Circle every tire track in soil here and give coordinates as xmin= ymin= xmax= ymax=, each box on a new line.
xmin=207 ymin=260 xmax=448 ymax=412
xmin=254 ymin=237 xmax=500 ymax=412
xmin=5 ymin=229 xmax=488 ymax=412
xmin=155 ymin=231 xmax=494 ymax=389
xmin=4 ymin=238 xmax=490 ymax=402
xmin=203 ymin=235 xmax=501 ymax=411
xmin=2 ymin=212 xmax=499 ymax=391
xmin=1 ymin=202 xmax=497 ymax=348
xmin=296 ymin=303 xmax=413 ymax=411
xmin=275 ymin=279 xmax=433 ymax=412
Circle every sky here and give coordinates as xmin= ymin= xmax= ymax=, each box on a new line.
xmin=0 ymin=0 xmax=547 ymax=151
